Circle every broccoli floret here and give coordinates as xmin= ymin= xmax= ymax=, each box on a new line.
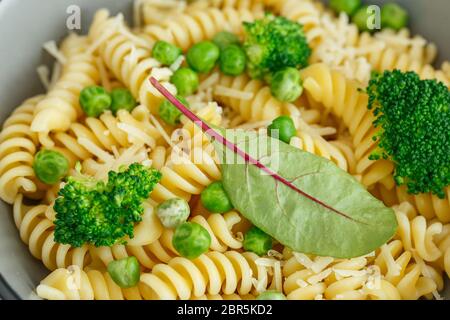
xmin=367 ymin=70 xmax=450 ymax=198
xmin=54 ymin=163 xmax=162 ymax=247
xmin=243 ymin=14 xmax=311 ymax=79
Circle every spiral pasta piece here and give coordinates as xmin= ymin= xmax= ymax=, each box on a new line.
xmin=146 ymin=210 xmax=244 ymax=265
xmin=51 ymin=106 xmax=161 ymax=166
xmin=374 ymin=239 xmax=442 ymax=300
xmin=89 ymin=210 xmax=244 ymax=271
xmin=0 ymin=95 xmax=45 ymax=203
xmin=213 ymin=73 xmax=285 ymax=122
xmin=140 ymin=251 xmax=275 ymax=299
xmin=300 ymin=63 xmax=449 ymax=221
xmin=353 ymin=29 xmax=449 ymax=87
xmin=87 ymin=10 xmax=176 ymax=115
xmin=290 ymin=132 xmax=352 ymax=173
xmin=278 ymin=0 xmax=325 ymax=47
xmin=12 ymin=194 xmax=91 ymax=270
xmin=36 ymin=266 xmax=144 ymax=300
xmin=143 ymin=7 xmax=258 ymax=51
xmin=393 ymin=202 xmax=443 ymax=262
xmin=31 ymin=34 xmax=100 ymax=147
xmin=150 ymin=104 xmax=222 ymax=203
xmin=373 ymin=183 xmax=450 ymax=223
xmin=300 ymin=63 xmax=390 ymax=183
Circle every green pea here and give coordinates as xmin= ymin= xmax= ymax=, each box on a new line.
xmin=186 ymin=41 xmax=220 ymax=73
xmin=219 ymin=44 xmax=246 ymax=76
xmin=267 ymin=115 xmax=296 ymax=144
xmin=110 ymin=88 xmax=137 ymax=115
xmin=381 ymin=3 xmax=408 ymax=31
xmin=352 ymin=6 xmax=372 ymax=32
xmin=170 ymin=68 xmax=199 ymax=96
xmin=107 ymin=256 xmax=140 ymax=288
xmin=33 ymin=149 xmax=69 ymax=185
xmin=257 ymin=291 xmax=287 ymax=300
xmin=200 ymin=181 xmax=233 ymax=214
xmin=329 ymin=0 xmax=362 ymax=16
xmin=159 ymin=95 xmax=189 ymax=126
xmin=79 ymin=86 xmax=112 ymax=118
xmin=157 ymin=198 xmax=191 ymax=229
xmin=270 ymin=67 xmax=303 ymax=103
xmin=243 ymin=226 xmax=272 ymax=256
xmin=152 ymin=40 xmax=182 ymax=66
xmin=172 ymin=222 xmax=211 ymax=259
xmin=213 ymin=31 xmax=240 ymax=51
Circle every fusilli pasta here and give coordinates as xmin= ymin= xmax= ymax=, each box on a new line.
xmin=0 ymin=96 xmax=44 ymax=203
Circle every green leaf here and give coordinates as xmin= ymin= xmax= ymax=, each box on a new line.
xmin=148 ymin=77 xmax=398 ymax=259
xmin=213 ymin=129 xmax=397 ymax=259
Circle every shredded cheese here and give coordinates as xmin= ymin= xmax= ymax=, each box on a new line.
xmin=118 ymin=25 xmax=151 ymax=48
xmin=214 ymin=85 xmax=254 ymax=100
xmin=412 ymin=252 xmax=443 ymax=300
xmin=199 ymin=72 xmax=220 ymax=91
xmin=43 ymin=40 xmax=67 ymax=65
xmin=333 ymin=269 xmax=367 ymax=278
xmin=117 ymin=122 xmax=155 ymax=148
xmin=49 ymin=62 xmax=62 ymax=89
xmin=37 ymin=65 xmax=50 ymax=90
xmin=293 ymin=252 xmax=314 ymax=270
xmin=310 ymin=257 xmax=334 ymax=274
xmin=296 ymin=278 xmax=309 ymax=288
xmin=169 ymin=55 xmax=185 ymax=72
xmin=308 ymin=268 xmax=332 ymax=284
xmin=267 ymin=250 xmax=284 ymax=260
xmin=236 ymin=120 xmax=271 ymax=130
xmin=78 ymin=137 xmax=114 ymax=163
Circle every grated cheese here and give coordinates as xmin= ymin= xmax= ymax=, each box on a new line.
xmin=267 ymin=250 xmax=284 ymax=260
xmin=255 ymin=258 xmax=279 ymax=268
xmin=199 ymin=72 xmax=220 ymax=91
xmin=43 ymin=40 xmax=67 ymax=65
xmin=310 ymin=257 xmax=334 ymax=274
xmin=236 ymin=120 xmax=271 ymax=130
xmin=412 ymin=252 xmax=443 ymax=300
xmin=169 ymin=55 xmax=185 ymax=72
xmin=293 ymin=252 xmax=314 ymax=269
xmin=148 ymin=113 xmax=179 ymax=151
xmin=308 ymin=268 xmax=332 ymax=284
xmin=273 ymin=261 xmax=283 ymax=292
xmin=77 ymin=137 xmax=114 ymax=163
xmin=118 ymin=25 xmax=150 ymax=48
xmin=214 ymin=85 xmax=254 ymax=100
xmin=333 ymin=268 xmax=367 ymax=278
xmin=49 ymin=62 xmax=62 ymax=89
xmin=251 ymin=277 xmax=265 ymax=294
xmin=117 ymin=122 xmax=155 ymax=147
xmin=296 ymin=278 xmax=309 ymax=288
xmin=37 ymin=65 xmax=50 ymax=90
